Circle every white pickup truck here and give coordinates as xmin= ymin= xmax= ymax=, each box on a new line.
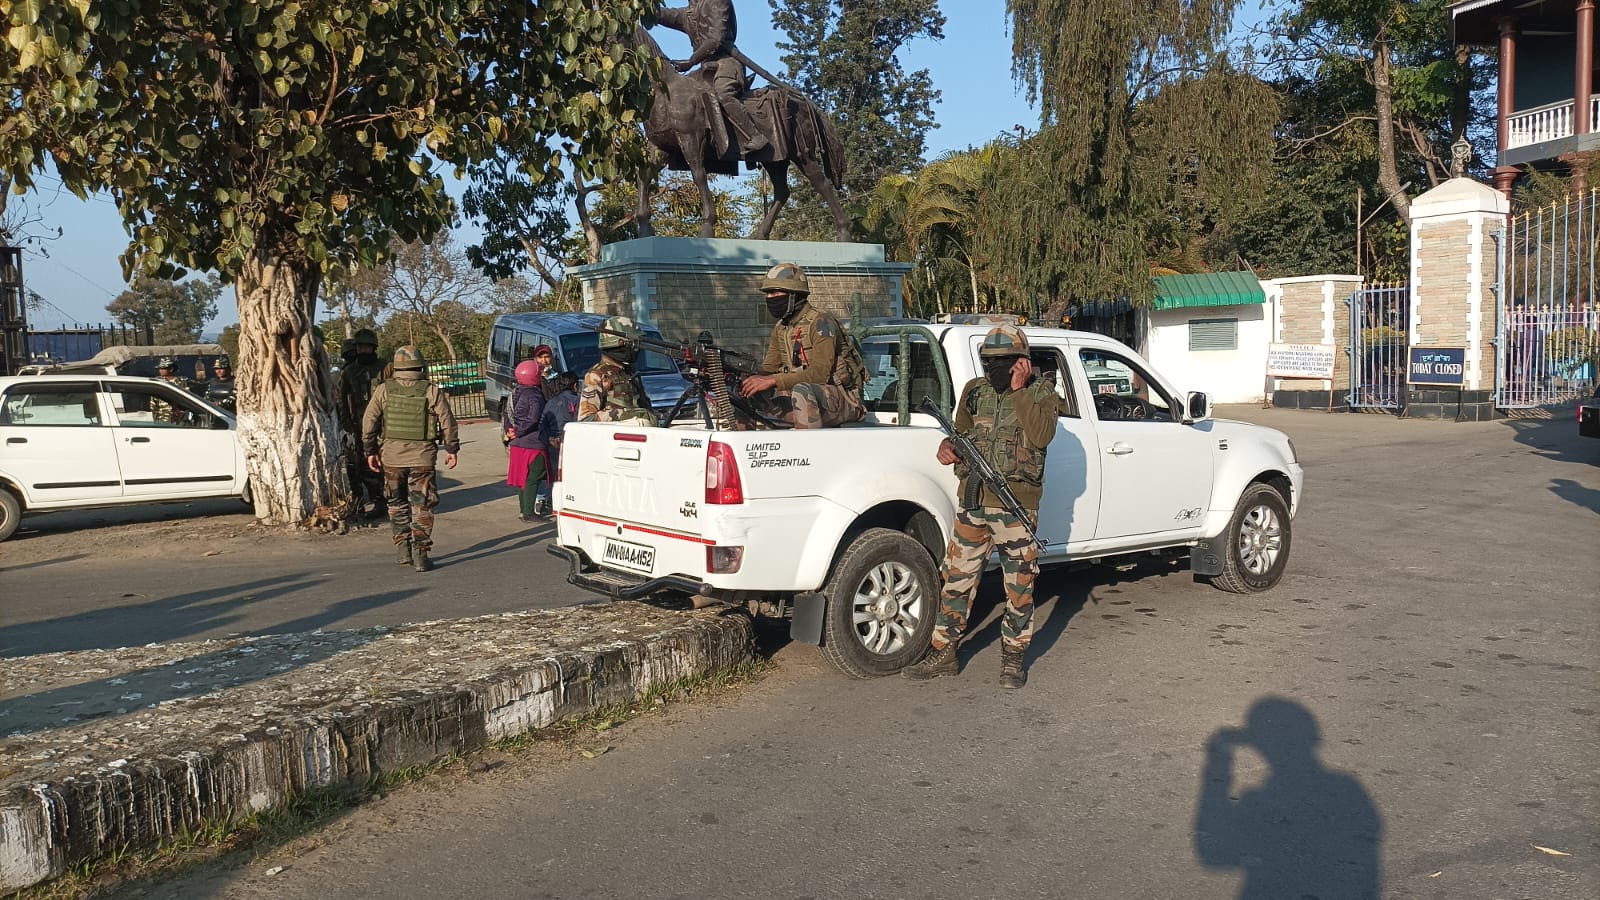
xmin=550 ymin=323 xmax=1303 ymax=677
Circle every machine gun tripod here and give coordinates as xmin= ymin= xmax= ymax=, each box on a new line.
xmin=592 ymin=327 xmax=792 ymax=430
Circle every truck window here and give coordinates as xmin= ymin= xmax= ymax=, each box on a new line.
xmin=1029 ymin=348 xmax=1079 ymax=418
xmin=489 ymin=327 xmax=513 ymax=366
xmin=862 ymin=333 xmax=942 ymax=413
xmin=1079 ymin=348 xmax=1175 ymax=422
xmin=514 ymin=330 xmax=543 ymax=363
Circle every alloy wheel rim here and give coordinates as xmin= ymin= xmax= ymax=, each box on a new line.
xmin=1237 ymin=504 xmax=1282 ymax=575
xmin=851 ymin=561 xmax=924 ymax=655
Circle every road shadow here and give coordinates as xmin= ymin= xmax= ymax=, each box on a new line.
xmin=0 ymin=595 xmax=417 ymax=737
xmin=0 ymin=573 xmax=412 ymax=656
xmin=433 ymin=526 xmax=551 ymax=567
xmin=434 ymin=478 xmax=518 ymax=515
xmin=1193 ymin=696 xmax=1384 ymax=899
xmin=1550 ymin=477 xmax=1600 ymax=514
xmin=1502 ymin=413 xmax=1600 ymax=465
xmin=0 ymin=553 xmax=89 ymax=575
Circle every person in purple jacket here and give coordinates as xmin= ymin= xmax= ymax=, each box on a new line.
xmin=538 ymin=372 xmax=581 ymax=515
xmin=503 ymin=360 xmax=548 ymax=523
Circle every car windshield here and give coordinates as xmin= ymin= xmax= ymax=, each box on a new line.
xmin=559 ymin=333 xmax=679 ymax=376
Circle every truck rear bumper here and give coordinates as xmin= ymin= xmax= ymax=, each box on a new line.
xmin=547 ymin=544 xmax=708 ymax=601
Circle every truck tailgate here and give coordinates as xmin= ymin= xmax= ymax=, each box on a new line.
xmin=556 ymin=423 xmax=713 ymax=582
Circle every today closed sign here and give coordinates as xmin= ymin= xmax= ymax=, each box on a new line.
xmin=1408 ymin=347 xmax=1466 ymax=386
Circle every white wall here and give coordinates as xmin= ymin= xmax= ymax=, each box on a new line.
xmin=1143 ymin=303 xmax=1273 ymax=404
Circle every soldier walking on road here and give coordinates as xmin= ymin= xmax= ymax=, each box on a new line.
xmin=738 ymin=262 xmax=867 ymax=429
xmin=905 ymin=325 xmax=1060 ymax=688
xmin=362 ymin=345 xmax=461 ymax=572
xmin=578 ymin=316 xmax=657 ymax=425
xmin=339 ymin=328 xmax=387 ymax=518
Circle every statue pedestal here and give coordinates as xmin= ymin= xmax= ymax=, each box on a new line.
xmin=568 ymin=237 xmax=913 ymax=355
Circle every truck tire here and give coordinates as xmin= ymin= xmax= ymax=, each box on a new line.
xmin=1206 ymin=482 xmax=1291 ymax=594
xmin=0 ymin=488 xmax=20 ymax=542
xmin=818 ymin=527 xmax=940 ymax=678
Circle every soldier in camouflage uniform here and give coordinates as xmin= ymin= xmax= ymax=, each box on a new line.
xmin=578 ymin=316 xmax=657 ymax=425
xmin=149 ymin=357 xmax=193 ymax=424
xmin=362 ymin=345 xmax=461 ymax=572
xmin=738 ymin=262 xmax=866 ymax=429
xmin=905 ymin=324 xmax=1061 ymax=689
xmin=339 ymin=328 xmax=387 ymax=517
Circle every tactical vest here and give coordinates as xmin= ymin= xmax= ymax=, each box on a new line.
xmin=382 ymin=379 xmax=437 ymax=441
xmin=964 ymin=381 xmax=1047 ymax=491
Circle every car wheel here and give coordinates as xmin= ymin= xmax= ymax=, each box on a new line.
xmin=0 ymin=488 xmax=20 ymax=542
xmin=818 ymin=527 xmax=940 ymax=678
xmin=1206 ymin=483 xmax=1291 ymax=594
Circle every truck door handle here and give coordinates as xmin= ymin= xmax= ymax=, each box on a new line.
xmin=5 ymin=437 xmax=24 ymax=445
xmin=1106 ymin=443 xmax=1134 ymax=456
xmin=128 ymin=436 xmax=151 ymax=444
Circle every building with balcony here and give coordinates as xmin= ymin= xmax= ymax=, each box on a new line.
xmin=1453 ymin=0 xmax=1600 ymax=193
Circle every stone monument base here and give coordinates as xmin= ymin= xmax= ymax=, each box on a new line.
xmin=568 ymin=237 xmax=912 ymax=356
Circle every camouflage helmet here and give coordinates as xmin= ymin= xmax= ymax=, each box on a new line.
xmin=979 ymin=324 xmax=1029 ymax=358
xmin=352 ymin=328 xmax=379 ymax=347
xmin=392 ymin=344 xmax=425 ymax=370
xmin=760 ymin=262 xmax=809 ymax=296
xmin=213 ymin=356 xmax=230 ymax=369
xmin=157 ymin=356 xmax=175 ymax=369
xmin=598 ymin=315 xmax=642 ymax=350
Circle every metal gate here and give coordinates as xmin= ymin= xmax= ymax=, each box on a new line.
xmin=1496 ymin=191 xmax=1600 ymax=408
xmin=1347 ymin=284 xmax=1410 ymax=409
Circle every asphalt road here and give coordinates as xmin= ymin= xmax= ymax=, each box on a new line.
xmin=82 ymin=407 xmax=1600 ymax=900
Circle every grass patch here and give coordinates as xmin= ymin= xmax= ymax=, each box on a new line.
xmin=8 ymin=659 xmax=771 ymax=900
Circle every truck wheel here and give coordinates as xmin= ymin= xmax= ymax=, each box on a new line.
xmin=0 ymin=488 xmax=20 ymax=542
xmin=818 ymin=528 xmax=939 ymax=678
xmin=1207 ymin=483 xmax=1291 ymax=593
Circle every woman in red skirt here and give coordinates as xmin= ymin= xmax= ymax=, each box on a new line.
xmin=503 ymin=360 xmax=548 ymax=523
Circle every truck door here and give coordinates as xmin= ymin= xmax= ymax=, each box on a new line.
xmin=1074 ymin=347 xmax=1213 ymax=542
xmin=0 ymin=381 xmax=122 ymax=503
xmin=1025 ymin=344 xmax=1101 ymax=550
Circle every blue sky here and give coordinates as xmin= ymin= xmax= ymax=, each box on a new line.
xmin=16 ymin=2 xmax=1272 ymax=330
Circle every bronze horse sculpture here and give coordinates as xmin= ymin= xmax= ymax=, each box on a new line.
xmin=634 ymin=27 xmax=850 ymax=241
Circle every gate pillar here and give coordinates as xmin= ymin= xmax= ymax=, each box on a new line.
xmin=1407 ymin=178 xmax=1510 ymax=418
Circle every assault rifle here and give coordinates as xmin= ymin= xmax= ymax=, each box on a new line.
xmin=918 ymin=396 xmax=1048 ymax=551
xmin=592 ymin=326 xmax=790 ymax=430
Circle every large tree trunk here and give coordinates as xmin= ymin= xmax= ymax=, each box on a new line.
xmin=1372 ymin=41 xmax=1413 ymax=224
xmin=235 ymin=252 xmax=349 ymax=528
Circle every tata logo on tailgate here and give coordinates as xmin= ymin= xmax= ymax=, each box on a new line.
xmin=593 ymin=473 xmax=658 ymax=515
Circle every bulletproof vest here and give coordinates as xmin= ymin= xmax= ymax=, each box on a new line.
xmin=344 ymin=362 xmax=382 ymax=415
xmin=382 ymin=379 xmax=437 ymax=442
xmin=964 ymin=381 xmax=1047 ymax=494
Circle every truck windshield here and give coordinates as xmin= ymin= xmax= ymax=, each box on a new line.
xmin=560 ymin=333 xmax=679 ymax=376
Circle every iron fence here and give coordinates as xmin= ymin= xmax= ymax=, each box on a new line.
xmin=1497 ymin=191 xmax=1600 ymax=408
xmin=427 ymin=359 xmax=488 ymax=421
xmin=1346 ymin=284 xmax=1410 ymax=410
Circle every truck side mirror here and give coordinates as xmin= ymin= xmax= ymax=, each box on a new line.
xmin=1184 ymin=391 xmax=1210 ymax=423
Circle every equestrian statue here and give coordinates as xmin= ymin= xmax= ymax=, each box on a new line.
xmin=638 ymin=0 xmax=851 ymax=241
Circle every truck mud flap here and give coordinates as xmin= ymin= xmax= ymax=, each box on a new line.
xmin=790 ymin=591 xmax=826 ymax=646
xmin=1190 ymin=537 xmax=1224 ymax=578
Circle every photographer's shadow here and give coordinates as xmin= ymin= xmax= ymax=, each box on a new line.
xmin=1193 ymin=697 xmax=1384 ymax=899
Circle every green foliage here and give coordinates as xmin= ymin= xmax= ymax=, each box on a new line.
xmin=0 ymin=0 xmax=663 ymax=282
xmin=592 ymin=171 xmax=757 ymax=241
xmin=105 ymin=273 xmax=221 ymax=343
xmin=769 ymin=0 xmax=944 ymax=238
xmin=461 ymin=154 xmax=577 ymax=287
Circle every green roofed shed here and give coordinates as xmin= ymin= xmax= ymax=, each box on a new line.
xmin=1151 ymin=272 xmax=1265 ymax=310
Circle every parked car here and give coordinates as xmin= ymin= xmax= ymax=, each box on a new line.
xmin=0 ymin=375 xmax=248 ymax=541
xmin=483 ymin=312 xmax=690 ymax=420
xmin=1581 ymin=386 xmax=1600 ymax=438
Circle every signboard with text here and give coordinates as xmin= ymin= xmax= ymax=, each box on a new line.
xmin=1266 ymin=343 xmax=1337 ymax=379
xmin=1408 ymin=347 xmax=1466 ymax=386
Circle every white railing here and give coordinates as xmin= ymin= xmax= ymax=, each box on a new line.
xmin=1505 ymin=97 xmax=1600 ymax=149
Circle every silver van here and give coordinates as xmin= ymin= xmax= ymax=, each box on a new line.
xmin=484 ymin=312 xmax=691 ymax=419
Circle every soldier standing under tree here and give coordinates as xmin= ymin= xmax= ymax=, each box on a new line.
xmin=362 ymin=345 xmax=461 ymax=572
xmin=339 ymin=328 xmax=387 ymax=518
xmin=578 ymin=316 xmax=657 ymax=425
xmin=657 ymin=0 xmax=770 ymax=154
xmin=738 ymin=262 xmax=867 ymax=429
xmin=904 ymin=324 xmax=1061 ymax=688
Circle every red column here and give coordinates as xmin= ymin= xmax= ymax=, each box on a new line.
xmin=1495 ymin=16 xmax=1520 ymax=196
xmin=1579 ymin=1 xmax=1595 ymax=134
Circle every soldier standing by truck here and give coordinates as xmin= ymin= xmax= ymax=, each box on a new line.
xmin=904 ymin=324 xmax=1060 ymax=688
xmin=737 ymin=262 xmax=866 ymax=429
xmin=362 ymin=345 xmax=460 ymax=572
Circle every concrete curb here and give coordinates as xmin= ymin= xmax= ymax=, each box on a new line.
xmin=0 ymin=608 xmax=754 ymax=891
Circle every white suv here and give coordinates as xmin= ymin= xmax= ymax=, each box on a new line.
xmin=0 ymin=375 xmax=248 ymax=541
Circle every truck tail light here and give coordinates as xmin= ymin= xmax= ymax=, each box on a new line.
xmin=705 ymin=441 xmax=744 ymax=504
xmin=707 ymin=545 xmax=744 ymax=574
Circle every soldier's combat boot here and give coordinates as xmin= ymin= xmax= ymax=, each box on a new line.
xmin=1000 ymin=646 xmax=1028 ymax=689
xmin=395 ymin=539 xmax=413 ymax=566
xmin=903 ymin=643 xmax=959 ymax=680
xmin=411 ymin=548 xmax=433 ymax=573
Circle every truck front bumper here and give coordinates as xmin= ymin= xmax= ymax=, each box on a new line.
xmin=547 ymin=544 xmax=708 ymax=601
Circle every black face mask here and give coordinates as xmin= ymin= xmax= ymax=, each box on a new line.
xmin=356 ymin=351 xmax=378 ymax=366
xmin=984 ymin=356 xmax=1018 ymax=393
xmin=765 ymin=293 xmax=794 ymax=320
